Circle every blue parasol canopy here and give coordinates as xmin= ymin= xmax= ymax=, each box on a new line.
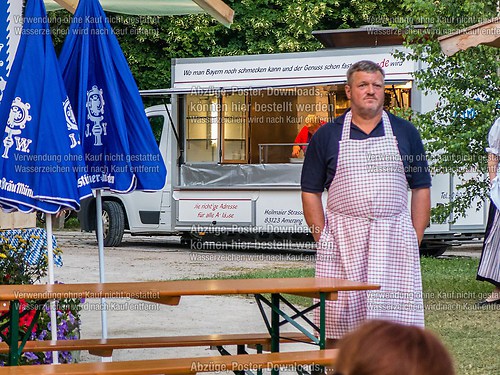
xmin=59 ymin=0 xmax=167 ymax=193
xmin=0 ymin=1 xmax=21 ymax=103
xmin=0 ymin=0 xmax=92 ymax=214
xmin=0 ymin=1 xmax=94 ymax=363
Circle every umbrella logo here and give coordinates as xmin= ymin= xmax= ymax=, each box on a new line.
xmin=63 ymin=97 xmax=80 ymax=149
xmin=85 ymin=85 xmax=107 ymax=146
xmin=2 ymin=96 xmax=32 ymax=159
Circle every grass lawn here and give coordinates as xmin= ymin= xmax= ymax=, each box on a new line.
xmin=225 ymin=257 xmax=499 ymax=375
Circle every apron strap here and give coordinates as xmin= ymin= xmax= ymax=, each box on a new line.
xmin=381 ymin=111 xmax=393 ymax=137
xmin=341 ymin=111 xmax=352 ymax=140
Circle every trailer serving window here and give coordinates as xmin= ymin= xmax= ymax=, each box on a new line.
xmin=185 ymin=93 xmax=248 ymax=163
xmin=185 ymin=94 xmax=219 ymax=163
xmin=183 ymin=82 xmax=411 ymax=164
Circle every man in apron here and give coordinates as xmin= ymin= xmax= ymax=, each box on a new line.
xmin=301 ymin=60 xmax=431 ymax=346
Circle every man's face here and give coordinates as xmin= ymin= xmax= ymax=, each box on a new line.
xmin=345 ymin=71 xmax=385 ymax=117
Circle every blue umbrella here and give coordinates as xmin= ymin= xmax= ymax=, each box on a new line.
xmin=59 ymin=0 xmax=167 ymax=193
xmin=0 ymin=0 xmax=22 ymax=103
xmin=58 ymin=0 xmax=167 ymax=341
xmin=0 ymin=1 xmax=91 ymax=213
xmin=0 ymin=0 xmax=92 ymax=363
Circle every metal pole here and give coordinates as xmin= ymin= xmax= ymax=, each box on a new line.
xmin=319 ymin=292 xmax=326 ymax=350
xmin=271 ymin=293 xmax=280 ymax=375
xmin=46 ymin=214 xmax=59 ymax=364
xmin=7 ymin=300 xmax=20 ymax=366
xmin=95 ymin=189 xmax=111 ymax=363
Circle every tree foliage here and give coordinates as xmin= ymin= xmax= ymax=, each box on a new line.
xmin=393 ymin=0 xmax=500 ymax=222
xmin=49 ymin=0 xmax=406 ymax=89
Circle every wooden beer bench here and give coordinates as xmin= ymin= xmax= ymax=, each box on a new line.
xmin=0 ymin=348 xmax=339 ymax=374
xmin=0 ymin=331 xmax=311 ymax=357
xmin=0 ymin=278 xmax=379 ymax=367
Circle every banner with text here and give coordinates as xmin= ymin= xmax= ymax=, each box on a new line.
xmin=178 ymin=199 xmax=253 ymax=223
xmin=173 ymin=49 xmax=416 ymax=91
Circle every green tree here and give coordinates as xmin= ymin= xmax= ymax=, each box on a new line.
xmin=394 ymin=0 xmax=499 ymax=222
xmin=48 ymin=0 xmax=407 ymax=89
xmin=47 ymin=1 xmax=408 ymax=89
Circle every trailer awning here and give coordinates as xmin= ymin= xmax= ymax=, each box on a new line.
xmin=438 ymin=17 xmax=500 ymax=56
xmin=44 ymin=0 xmax=234 ymax=27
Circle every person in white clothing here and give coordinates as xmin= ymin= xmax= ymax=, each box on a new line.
xmin=301 ymin=60 xmax=431 ymax=347
xmin=476 ymin=117 xmax=500 ymax=306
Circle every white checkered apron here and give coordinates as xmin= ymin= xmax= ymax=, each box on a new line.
xmin=315 ymin=111 xmax=424 ymax=339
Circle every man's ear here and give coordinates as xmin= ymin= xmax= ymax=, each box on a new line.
xmin=345 ymin=84 xmax=351 ymax=99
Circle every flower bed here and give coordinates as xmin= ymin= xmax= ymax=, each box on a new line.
xmin=0 ymin=232 xmax=83 ymax=365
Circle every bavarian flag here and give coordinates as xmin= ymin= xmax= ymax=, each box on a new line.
xmin=0 ymin=0 xmax=92 ymax=213
xmin=59 ymin=0 xmax=167 ymax=193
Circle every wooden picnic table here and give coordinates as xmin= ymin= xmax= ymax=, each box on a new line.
xmin=0 ymin=277 xmax=380 ymax=367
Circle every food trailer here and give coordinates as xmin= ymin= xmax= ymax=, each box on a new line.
xmin=78 ymin=29 xmax=487 ymax=254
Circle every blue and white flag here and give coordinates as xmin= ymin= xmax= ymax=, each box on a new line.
xmin=59 ymin=0 xmax=167 ymax=193
xmin=0 ymin=0 xmax=92 ymax=213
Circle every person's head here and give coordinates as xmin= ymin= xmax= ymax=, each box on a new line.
xmin=345 ymin=60 xmax=385 ymax=119
xmin=304 ymin=114 xmax=322 ymax=135
xmin=334 ymin=320 xmax=455 ymax=375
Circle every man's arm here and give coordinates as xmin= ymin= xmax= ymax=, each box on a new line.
xmin=302 ymin=191 xmax=325 ymax=242
xmin=488 ymin=152 xmax=498 ymax=182
xmin=410 ymin=187 xmax=430 ymax=245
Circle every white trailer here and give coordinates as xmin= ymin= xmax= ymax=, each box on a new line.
xmin=78 ymin=43 xmax=487 ymax=255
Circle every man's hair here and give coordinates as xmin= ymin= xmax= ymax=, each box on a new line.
xmin=335 ymin=320 xmax=455 ymax=375
xmin=346 ymin=60 xmax=385 ymax=85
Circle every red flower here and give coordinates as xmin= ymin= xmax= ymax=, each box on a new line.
xmin=1 ymin=300 xmax=38 ymax=337
xmin=18 ymin=300 xmax=38 ymax=333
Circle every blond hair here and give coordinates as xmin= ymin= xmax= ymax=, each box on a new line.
xmin=304 ymin=114 xmax=321 ymax=128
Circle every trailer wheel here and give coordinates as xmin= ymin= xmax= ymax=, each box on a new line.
xmin=419 ymin=240 xmax=449 ymax=257
xmin=99 ymin=201 xmax=125 ymax=247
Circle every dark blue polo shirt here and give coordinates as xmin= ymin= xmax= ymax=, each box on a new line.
xmin=301 ymin=110 xmax=432 ymax=193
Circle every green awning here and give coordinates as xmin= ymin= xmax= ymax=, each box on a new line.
xmin=43 ymin=0 xmax=234 ymax=27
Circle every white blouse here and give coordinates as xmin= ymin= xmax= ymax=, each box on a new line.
xmin=487 ymin=117 xmax=500 ymax=155
xmin=487 ymin=117 xmax=500 ymax=209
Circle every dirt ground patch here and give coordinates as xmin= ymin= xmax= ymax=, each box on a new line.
xmin=53 ymin=230 xmax=315 ymax=364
